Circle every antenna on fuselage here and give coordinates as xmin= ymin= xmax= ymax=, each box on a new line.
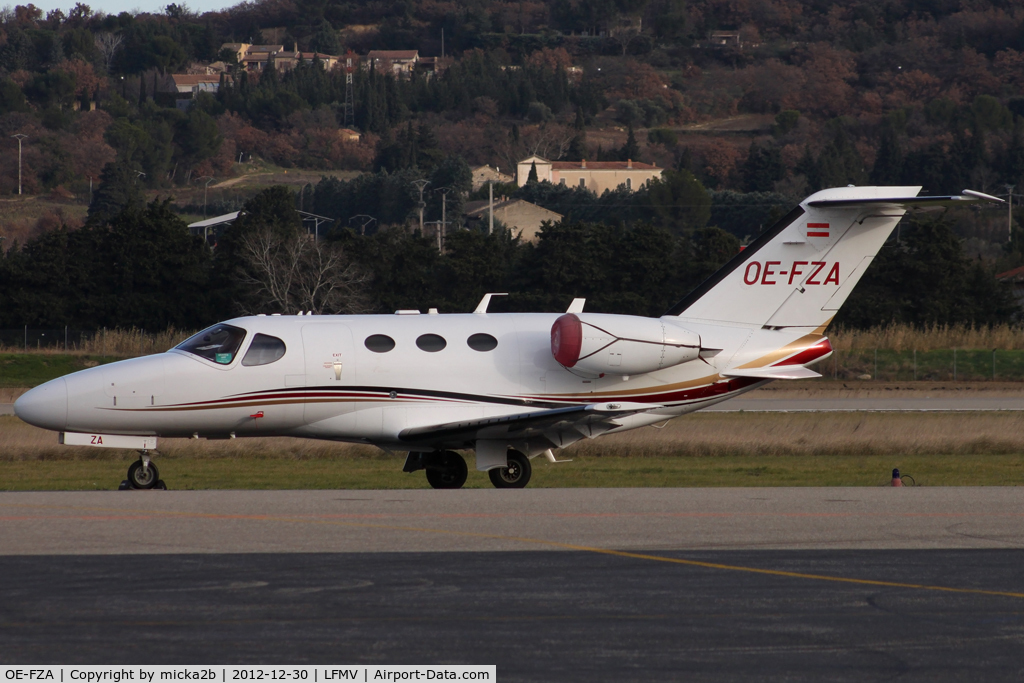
xmin=473 ymin=293 xmax=508 ymax=314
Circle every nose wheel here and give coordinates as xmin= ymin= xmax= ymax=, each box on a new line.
xmin=488 ymin=449 xmax=532 ymax=489
xmin=123 ymin=452 xmax=166 ymax=490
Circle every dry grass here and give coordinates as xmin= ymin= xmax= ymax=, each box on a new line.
xmin=0 ymin=327 xmax=193 ymax=356
xmin=573 ymin=411 xmax=1024 ymax=458
xmin=829 ymin=323 xmax=1024 ymax=351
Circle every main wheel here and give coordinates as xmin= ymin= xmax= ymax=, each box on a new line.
xmin=425 ymin=451 xmax=468 ymax=489
xmin=127 ymin=459 xmax=160 ymax=489
xmin=488 ymin=449 xmax=531 ymax=489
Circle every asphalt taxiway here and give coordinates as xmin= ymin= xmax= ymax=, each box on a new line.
xmin=1 ymin=488 xmax=1023 ymax=680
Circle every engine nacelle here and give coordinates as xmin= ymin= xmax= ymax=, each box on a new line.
xmin=551 ymin=313 xmax=702 ymax=377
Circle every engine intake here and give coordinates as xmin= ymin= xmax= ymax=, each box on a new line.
xmin=551 ymin=313 xmax=702 ymax=377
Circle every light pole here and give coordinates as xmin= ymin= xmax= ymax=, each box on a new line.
xmin=1007 ymin=184 xmax=1016 ymax=243
xmin=412 ymin=179 xmax=430 ymax=234
xmin=11 ymin=134 xmax=28 ymax=195
xmin=196 ymin=176 xmax=213 ymax=218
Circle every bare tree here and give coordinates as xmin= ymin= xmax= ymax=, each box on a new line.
xmin=235 ymin=228 xmax=371 ymax=315
xmin=94 ymin=32 xmax=123 ymax=73
xmin=496 ymin=123 xmax=575 ymax=174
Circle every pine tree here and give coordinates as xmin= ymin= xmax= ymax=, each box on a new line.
xmin=870 ymin=123 xmax=903 ymax=185
xmin=621 ymin=124 xmax=640 ymax=162
xmin=527 ymin=161 xmax=539 ymax=184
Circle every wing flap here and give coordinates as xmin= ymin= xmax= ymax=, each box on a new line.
xmin=398 ymin=402 xmax=661 ymax=446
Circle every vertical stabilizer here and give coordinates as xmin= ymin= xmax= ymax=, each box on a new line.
xmin=666 ymin=186 xmax=928 ymax=329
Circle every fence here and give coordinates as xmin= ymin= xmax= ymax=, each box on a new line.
xmin=0 ymin=328 xmax=189 ymax=356
xmin=4 ymin=327 xmax=1024 ymax=381
xmin=823 ymin=349 xmax=1024 ymax=381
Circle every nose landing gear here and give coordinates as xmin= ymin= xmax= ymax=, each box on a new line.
xmin=121 ymin=451 xmax=167 ymax=490
xmin=488 ymin=449 xmax=531 ymax=489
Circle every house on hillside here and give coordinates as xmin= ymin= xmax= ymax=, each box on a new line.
xmin=516 ymin=155 xmax=662 ymax=194
xmin=465 ymin=198 xmax=563 ymax=242
xmin=471 ymin=165 xmax=513 ymax=190
xmin=366 ymin=50 xmax=419 ymax=75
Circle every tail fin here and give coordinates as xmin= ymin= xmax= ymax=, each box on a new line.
xmin=666 ymin=186 xmax=1001 ymax=329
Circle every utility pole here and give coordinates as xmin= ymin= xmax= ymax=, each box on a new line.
xmin=11 ymin=134 xmax=28 ymax=195
xmin=488 ymin=180 xmax=494 ymax=235
xmin=434 ymin=187 xmax=450 ymax=252
xmin=197 ymin=176 xmax=213 ymax=218
xmin=413 ymin=179 xmax=429 ymax=234
xmin=349 ymin=214 xmax=376 ymax=235
xmin=1007 ymin=185 xmax=1016 ymax=243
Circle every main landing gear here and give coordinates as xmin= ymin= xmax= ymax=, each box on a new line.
xmin=121 ymin=451 xmax=167 ymax=490
xmin=404 ymin=449 xmax=532 ymax=489
xmin=405 ymin=450 xmax=468 ymax=489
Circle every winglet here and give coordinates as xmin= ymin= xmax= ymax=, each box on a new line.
xmin=474 ymin=293 xmax=508 ymax=314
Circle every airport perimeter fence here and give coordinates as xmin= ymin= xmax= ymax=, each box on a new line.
xmin=0 ymin=327 xmax=183 ymax=356
xmin=3 ymin=328 xmax=1024 ymax=381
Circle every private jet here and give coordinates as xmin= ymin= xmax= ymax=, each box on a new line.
xmin=14 ymin=186 xmax=1002 ymax=489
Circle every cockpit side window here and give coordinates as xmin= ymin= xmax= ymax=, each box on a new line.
xmin=241 ymin=334 xmax=287 ymax=367
xmin=175 ymin=325 xmax=247 ymax=364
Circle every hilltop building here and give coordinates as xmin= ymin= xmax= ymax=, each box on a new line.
xmin=516 ymin=156 xmax=662 ymax=194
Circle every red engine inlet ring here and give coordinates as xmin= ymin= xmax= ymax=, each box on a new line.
xmin=551 ymin=313 xmax=583 ymax=368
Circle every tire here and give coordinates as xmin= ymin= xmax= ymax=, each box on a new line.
xmin=488 ymin=449 xmax=531 ymax=489
xmin=127 ymin=459 xmax=160 ymax=489
xmin=425 ymin=451 xmax=468 ymax=489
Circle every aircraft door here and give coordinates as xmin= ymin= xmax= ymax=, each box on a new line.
xmin=302 ymin=323 xmax=357 ymax=424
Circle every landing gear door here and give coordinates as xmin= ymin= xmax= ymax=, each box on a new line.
xmin=302 ymin=323 xmax=357 ymax=424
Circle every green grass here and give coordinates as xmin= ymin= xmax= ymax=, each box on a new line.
xmin=2 ymin=452 xmax=1023 ymax=491
xmin=0 ymin=354 xmax=118 ymax=388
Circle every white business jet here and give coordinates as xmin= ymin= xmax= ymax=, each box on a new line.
xmin=15 ymin=186 xmax=1002 ymax=489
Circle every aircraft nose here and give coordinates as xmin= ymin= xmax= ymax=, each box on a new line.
xmin=14 ymin=378 xmax=68 ymax=431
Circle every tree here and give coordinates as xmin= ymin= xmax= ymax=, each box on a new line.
xmin=94 ymin=32 xmax=123 ymax=73
xmin=620 ymin=123 xmax=640 ymax=161
xmin=234 ymin=226 xmax=369 ymax=315
xmin=741 ymin=141 xmax=786 ymax=192
xmin=644 ymin=170 xmax=711 ymax=234
xmin=870 ymin=124 xmax=903 ymax=185
xmin=88 ymin=160 xmax=145 ymax=225
xmin=527 ymin=161 xmax=539 ymax=183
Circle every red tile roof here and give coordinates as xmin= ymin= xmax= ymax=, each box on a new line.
xmin=367 ymin=50 xmax=419 ymax=60
xmin=550 ymin=161 xmax=660 ymax=170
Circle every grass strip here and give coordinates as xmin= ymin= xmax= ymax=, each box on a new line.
xmin=1 ymin=453 xmax=1023 ymax=491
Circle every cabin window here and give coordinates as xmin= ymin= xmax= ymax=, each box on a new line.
xmin=365 ymin=334 xmax=396 ymax=353
xmin=241 ymin=334 xmax=286 ymax=366
xmin=175 ymin=324 xmax=246 ymax=365
xmin=416 ymin=334 xmax=447 ymax=352
xmin=467 ymin=333 xmax=498 ymax=352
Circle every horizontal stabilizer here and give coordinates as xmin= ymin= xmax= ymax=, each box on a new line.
xmin=722 ymin=366 xmax=822 ymax=380
xmin=807 ymin=191 xmax=1003 ymax=209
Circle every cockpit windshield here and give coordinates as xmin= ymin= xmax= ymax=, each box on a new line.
xmin=175 ymin=324 xmax=247 ymax=364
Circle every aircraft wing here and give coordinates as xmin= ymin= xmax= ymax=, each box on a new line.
xmin=398 ymin=402 xmax=661 ymax=449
